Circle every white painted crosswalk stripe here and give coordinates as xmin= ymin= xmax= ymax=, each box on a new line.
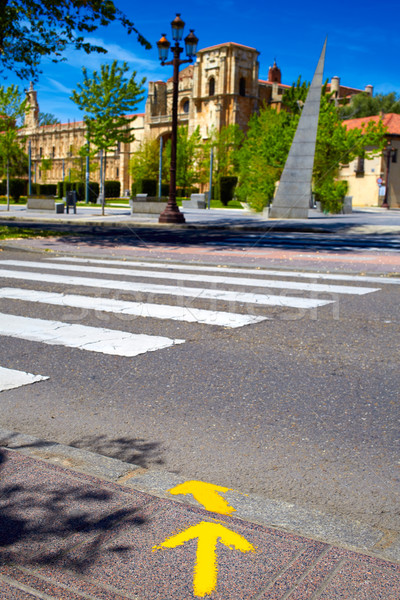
xmin=0 ymin=260 xmax=380 ymax=295
xmin=0 ymin=366 xmax=49 ymax=392
xmin=0 ymin=313 xmax=184 ymax=357
xmin=0 ymin=288 xmax=267 ymax=328
xmin=51 ymin=256 xmax=400 ymax=286
xmin=0 ymin=269 xmax=332 ymax=309
xmin=0 ymin=256 xmax=383 ymax=364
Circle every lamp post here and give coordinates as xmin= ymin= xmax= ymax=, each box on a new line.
xmin=382 ymin=141 xmax=393 ymax=209
xmin=157 ymin=14 xmax=198 ymax=223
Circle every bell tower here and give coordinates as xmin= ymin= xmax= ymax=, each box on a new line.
xmin=25 ymin=82 xmax=39 ymax=129
xmin=192 ymin=42 xmax=259 ymax=136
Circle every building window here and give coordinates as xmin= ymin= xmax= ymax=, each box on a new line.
xmin=116 ymin=167 xmax=119 ymax=177
xmin=392 ymin=149 xmax=397 ymax=163
xmin=39 ymin=147 xmax=43 ymax=157
xmin=209 ymin=77 xmax=215 ymax=97
xmin=183 ymin=100 xmax=189 ymax=114
xmin=354 ymin=156 xmax=365 ymax=176
xmin=52 ymin=146 xmax=55 ymax=158
xmin=239 ymin=77 xmax=246 ymax=97
xmin=69 ymin=145 xmax=73 ymax=157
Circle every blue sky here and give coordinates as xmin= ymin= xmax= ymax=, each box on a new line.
xmin=3 ymin=0 xmax=400 ymax=123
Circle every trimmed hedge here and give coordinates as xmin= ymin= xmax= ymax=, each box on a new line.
xmin=104 ymin=180 xmax=120 ymax=198
xmin=131 ymin=179 xmax=157 ymax=197
xmin=32 ymin=183 xmax=57 ymax=196
xmin=219 ymin=176 xmax=238 ymax=206
xmin=10 ymin=179 xmax=28 ymax=200
xmin=88 ymin=182 xmax=100 ymax=202
xmin=57 ymin=181 xmax=100 ymax=203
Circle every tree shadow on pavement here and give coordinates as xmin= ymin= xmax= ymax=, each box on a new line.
xmin=0 ymin=430 xmax=164 ymax=470
xmin=69 ymin=434 xmax=165 ymax=468
xmin=0 ymin=448 xmax=151 ymax=573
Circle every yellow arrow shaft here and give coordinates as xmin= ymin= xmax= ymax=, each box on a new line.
xmin=194 ymin=536 xmax=218 ymax=597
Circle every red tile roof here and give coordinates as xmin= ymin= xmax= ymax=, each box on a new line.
xmin=258 ymin=80 xmax=291 ymax=89
xmin=344 ymin=113 xmax=400 ymax=135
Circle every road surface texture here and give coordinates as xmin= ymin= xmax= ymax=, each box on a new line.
xmin=0 ymin=215 xmax=399 ymax=597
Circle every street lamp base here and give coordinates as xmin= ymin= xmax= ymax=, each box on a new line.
xmin=159 ymin=205 xmax=186 ymax=223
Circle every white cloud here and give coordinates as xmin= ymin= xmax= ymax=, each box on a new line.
xmin=61 ymin=36 xmax=160 ymax=74
xmin=46 ymin=78 xmax=73 ymax=94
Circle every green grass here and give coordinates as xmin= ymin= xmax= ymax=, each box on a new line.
xmin=0 ymin=226 xmax=70 ymax=240
xmin=0 ymin=195 xmax=244 ymax=210
xmin=0 ymin=196 xmax=27 ymax=205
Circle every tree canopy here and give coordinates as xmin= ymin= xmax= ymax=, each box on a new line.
xmin=0 ymin=84 xmax=28 ymax=208
xmin=71 ymin=60 xmax=145 ymax=212
xmin=235 ymin=80 xmax=387 ymax=213
xmin=235 ymin=106 xmax=298 ymax=211
xmin=314 ymin=87 xmax=386 ymax=211
xmin=0 ymin=0 xmax=150 ymax=80
xmin=130 ymin=137 xmax=164 ymax=184
xmin=339 ymin=91 xmax=400 ymax=119
xmin=38 ymin=112 xmax=60 ymax=126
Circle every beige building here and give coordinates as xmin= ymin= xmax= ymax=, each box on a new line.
xmin=23 ymin=42 xmax=372 ymax=194
xmin=339 ymin=113 xmax=400 ymax=208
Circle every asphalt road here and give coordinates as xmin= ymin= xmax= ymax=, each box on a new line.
xmin=0 ymin=241 xmax=398 ymax=539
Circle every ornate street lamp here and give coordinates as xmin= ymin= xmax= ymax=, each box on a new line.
xmin=157 ymin=14 xmax=199 ymax=223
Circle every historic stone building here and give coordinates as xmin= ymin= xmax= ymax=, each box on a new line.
xmin=23 ymin=42 xmax=372 ymax=194
xmin=338 ymin=113 xmax=400 ymax=208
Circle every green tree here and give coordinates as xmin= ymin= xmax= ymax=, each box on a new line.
xmin=339 ymin=91 xmax=400 ymax=119
xmin=164 ymin=125 xmax=202 ymax=195
xmin=38 ymin=112 xmax=60 ymax=126
xmin=130 ymin=137 xmax=163 ymax=183
xmin=0 ymin=0 xmax=150 ymax=80
xmin=281 ymin=76 xmax=310 ymax=114
xmin=236 ymin=106 xmax=298 ymax=211
xmin=70 ymin=143 xmax=98 ymax=183
xmin=198 ymin=124 xmax=244 ymax=193
xmin=314 ymin=88 xmax=387 ymax=212
xmin=71 ymin=60 xmax=145 ymax=214
xmin=39 ymin=156 xmax=52 ymax=182
xmin=0 ymin=84 xmax=27 ymax=209
xmin=235 ymin=79 xmax=387 ymax=213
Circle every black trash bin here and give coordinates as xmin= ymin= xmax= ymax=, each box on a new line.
xmin=66 ymin=190 xmax=77 ymax=214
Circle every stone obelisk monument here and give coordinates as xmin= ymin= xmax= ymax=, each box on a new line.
xmin=268 ymin=39 xmax=327 ymax=219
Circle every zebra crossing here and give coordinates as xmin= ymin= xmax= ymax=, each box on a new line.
xmin=0 ymin=257 xmax=383 ymax=391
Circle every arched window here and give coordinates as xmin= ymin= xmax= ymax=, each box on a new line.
xmin=183 ymin=100 xmax=190 ymax=114
xmin=209 ymin=77 xmax=215 ymax=97
xmin=239 ymin=77 xmax=246 ymax=97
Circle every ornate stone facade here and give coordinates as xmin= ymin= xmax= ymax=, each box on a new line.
xmin=22 ymin=43 xmax=372 ymax=194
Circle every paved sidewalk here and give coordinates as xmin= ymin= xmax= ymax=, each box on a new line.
xmin=1 ymin=445 xmax=400 ymax=599
xmin=1 ymin=204 xmax=400 ymax=234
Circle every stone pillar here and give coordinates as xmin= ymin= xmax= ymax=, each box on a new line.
xmin=268 ymin=39 xmax=327 ymax=220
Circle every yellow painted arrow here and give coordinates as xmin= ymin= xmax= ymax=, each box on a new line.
xmin=169 ymin=480 xmax=236 ymax=515
xmin=152 ymin=521 xmax=255 ymax=597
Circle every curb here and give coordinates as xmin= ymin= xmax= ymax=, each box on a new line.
xmin=1 ymin=215 xmax=400 ymax=236
xmin=0 ymin=427 xmax=399 ymax=565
